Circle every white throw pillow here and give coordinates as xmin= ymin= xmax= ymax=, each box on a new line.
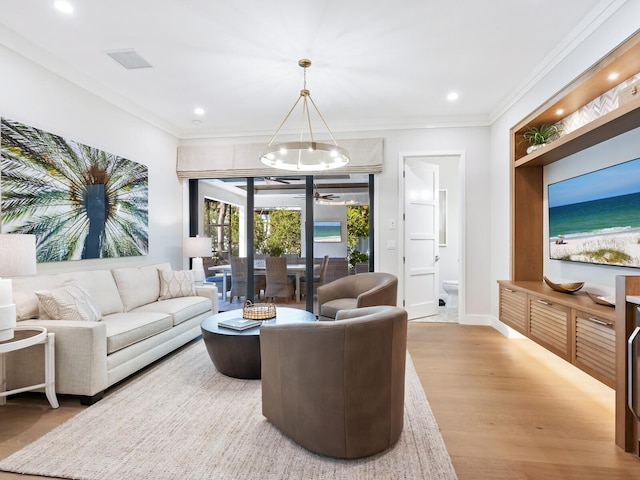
xmin=158 ymin=270 xmax=196 ymax=300
xmin=35 ymin=283 xmax=102 ymax=322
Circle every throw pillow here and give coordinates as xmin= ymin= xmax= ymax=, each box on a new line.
xmin=35 ymin=283 xmax=102 ymax=322
xmin=158 ymin=270 xmax=196 ymax=300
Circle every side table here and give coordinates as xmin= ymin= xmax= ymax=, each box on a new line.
xmin=0 ymin=326 xmax=59 ymax=408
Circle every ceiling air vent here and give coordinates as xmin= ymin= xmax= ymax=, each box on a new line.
xmin=106 ymin=49 xmax=152 ymax=69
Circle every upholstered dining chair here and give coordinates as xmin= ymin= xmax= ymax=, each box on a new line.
xmin=264 ymin=256 xmax=294 ymax=303
xmin=260 ymin=305 xmax=408 ymax=458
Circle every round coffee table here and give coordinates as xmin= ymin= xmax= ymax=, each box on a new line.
xmin=201 ymin=307 xmax=316 ymax=379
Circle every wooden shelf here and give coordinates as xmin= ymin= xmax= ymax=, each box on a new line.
xmin=514 ymin=95 xmax=640 ymax=168
xmin=507 ymin=29 xmax=640 ymax=455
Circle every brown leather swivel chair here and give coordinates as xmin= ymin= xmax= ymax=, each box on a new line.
xmin=260 ymin=305 xmax=408 ymax=459
xmin=317 ymin=272 xmax=398 ymax=320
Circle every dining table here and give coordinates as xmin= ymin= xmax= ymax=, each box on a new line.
xmin=207 ymin=261 xmax=313 ymax=303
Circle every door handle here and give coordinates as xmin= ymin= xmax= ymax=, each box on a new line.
xmin=627 ymin=324 xmax=640 ymax=422
xmin=435 ymin=255 xmax=440 ymax=262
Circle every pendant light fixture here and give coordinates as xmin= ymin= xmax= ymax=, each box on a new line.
xmin=259 ymin=59 xmax=349 ymax=171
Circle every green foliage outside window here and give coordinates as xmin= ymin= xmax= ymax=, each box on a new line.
xmin=261 ymin=209 xmax=301 ymax=257
xmin=347 ymin=205 xmax=369 ymax=267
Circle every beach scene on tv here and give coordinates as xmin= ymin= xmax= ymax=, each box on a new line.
xmin=548 ymin=157 xmax=640 ymax=268
xmin=313 ymin=221 xmax=342 ymax=243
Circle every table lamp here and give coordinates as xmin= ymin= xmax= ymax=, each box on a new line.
xmin=183 ymin=236 xmax=211 ymax=285
xmin=0 ymin=234 xmax=37 ymax=341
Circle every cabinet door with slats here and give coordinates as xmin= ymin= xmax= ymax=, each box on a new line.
xmin=528 ymin=296 xmax=570 ymax=360
xmin=573 ymin=311 xmax=615 ymax=387
xmin=499 ymin=286 xmax=527 ymax=334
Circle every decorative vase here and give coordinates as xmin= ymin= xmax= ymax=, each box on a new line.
xmin=526 ymin=143 xmax=546 ymax=154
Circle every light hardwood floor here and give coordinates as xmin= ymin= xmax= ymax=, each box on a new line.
xmin=1 ymin=322 xmax=639 ymax=479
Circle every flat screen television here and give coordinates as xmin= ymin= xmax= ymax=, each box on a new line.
xmin=313 ymin=221 xmax=342 ymax=243
xmin=548 ymin=156 xmax=640 ymax=268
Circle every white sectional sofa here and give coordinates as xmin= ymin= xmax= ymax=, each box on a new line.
xmin=5 ymin=263 xmax=217 ymax=404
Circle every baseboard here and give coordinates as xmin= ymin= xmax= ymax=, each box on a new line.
xmin=458 ymin=314 xmax=526 ymax=339
xmin=489 ymin=316 xmax=525 ymax=339
xmin=458 ymin=313 xmax=492 ymax=325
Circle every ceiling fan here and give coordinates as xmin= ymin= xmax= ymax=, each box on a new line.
xmin=295 ymin=185 xmax=340 ymax=201
xmin=260 ymin=176 xmax=301 ymax=185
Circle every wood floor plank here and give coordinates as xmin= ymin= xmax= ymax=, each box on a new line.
xmin=407 ymin=322 xmax=640 ymax=479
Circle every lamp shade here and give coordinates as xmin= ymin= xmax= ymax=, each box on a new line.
xmin=183 ymin=236 xmax=211 ymax=258
xmin=0 ymin=234 xmax=37 ymax=277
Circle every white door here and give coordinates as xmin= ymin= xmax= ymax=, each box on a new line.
xmin=403 ymin=159 xmax=439 ymax=319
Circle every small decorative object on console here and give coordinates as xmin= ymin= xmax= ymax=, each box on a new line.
xmin=543 ymin=276 xmax=584 ymax=294
xmin=242 ymin=300 xmax=276 ymax=320
xmin=585 ymin=291 xmax=615 ymax=307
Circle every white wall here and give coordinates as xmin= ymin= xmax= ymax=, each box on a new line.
xmin=0 ymin=44 xmax=182 ymax=274
xmin=489 ymin=2 xmax=640 ymax=328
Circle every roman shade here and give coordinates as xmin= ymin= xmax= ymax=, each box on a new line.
xmin=176 ymin=138 xmax=383 ymax=179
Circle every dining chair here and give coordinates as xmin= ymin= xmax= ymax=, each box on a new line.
xmin=229 ymin=256 xmax=263 ymax=302
xmin=283 ymin=253 xmax=299 ymax=264
xmin=264 ymin=256 xmax=294 ymax=303
xmin=300 ymin=255 xmax=329 ymax=298
xmin=228 ymin=256 xmax=247 ymax=303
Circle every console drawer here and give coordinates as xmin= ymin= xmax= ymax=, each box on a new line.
xmin=573 ymin=311 xmax=615 ymax=387
xmin=528 ymin=295 xmax=570 ymax=360
xmin=499 ymin=286 xmax=527 ymax=334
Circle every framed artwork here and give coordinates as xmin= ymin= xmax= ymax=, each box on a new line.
xmin=313 ymin=221 xmax=342 ymax=243
xmin=439 ymin=190 xmax=447 ymax=246
xmin=0 ymin=118 xmax=148 ymax=262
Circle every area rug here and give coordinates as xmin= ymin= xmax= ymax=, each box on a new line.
xmin=0 ymin=340 xmax=457 ymax=480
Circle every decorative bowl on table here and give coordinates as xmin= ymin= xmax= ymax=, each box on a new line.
xmin=585 ymin=291 xmax=615 ymax=307
xmin=543 ymin=276 xmax=584 ymax=294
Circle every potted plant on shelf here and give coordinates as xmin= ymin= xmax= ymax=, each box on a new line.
xmin=522 ymin=123 xmax=563 ymax=154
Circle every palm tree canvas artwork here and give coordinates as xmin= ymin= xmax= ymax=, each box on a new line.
xmin=1 ymin=118 xmax=148 ymax=262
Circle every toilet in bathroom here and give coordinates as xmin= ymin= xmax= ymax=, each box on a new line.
xmin=442 ymin=280 xmax=459 ymax=309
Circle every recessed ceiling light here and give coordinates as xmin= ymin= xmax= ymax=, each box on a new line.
xmin=608 ymin=72 xmax=619 ymax=81
xmin=446 ymin=92 xmax=459 ymax=101
xmin=194 ymin=107 xmax=205 ymax=116
xmin=556 ymin=109 xmax=564 ymax=115
xmin=54 ymin=1 xmax=74 ymax=14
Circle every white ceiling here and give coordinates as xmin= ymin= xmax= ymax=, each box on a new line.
xmin=0 ymin=0 xmax=613 ymax=139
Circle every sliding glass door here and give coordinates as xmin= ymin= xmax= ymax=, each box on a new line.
xmin=192 ymin=174 xmax=372 ymax=313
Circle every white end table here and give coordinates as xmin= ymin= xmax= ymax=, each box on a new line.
xmin=0 ymin=326 xmax=59 ymax=408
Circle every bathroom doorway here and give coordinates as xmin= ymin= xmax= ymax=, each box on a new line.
xmin=399 ymin=151 xmax=465 ymax=321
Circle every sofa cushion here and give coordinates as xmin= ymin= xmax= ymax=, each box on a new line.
xmin=132 ymin=296 xmax=210 ymax=326
xmin=111 ymin=263 xmax=171 ymax=312
xmin=59 ymin=270 xmax=124 ymax=316
xmin=158 ymin=270 xmax=195 ymax=300
xmin=35 ymin=283 xmax=102 ymax=322
xmin=319 ymin=298 xmax=358 ymax=320
xmin=12 ymin=275 xmax=67 ymax=321
xmin=103 ymin=312 xmax=173 ymax=354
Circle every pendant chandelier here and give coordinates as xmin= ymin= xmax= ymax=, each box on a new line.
xmin=259 ymin=59 xmax=350 ymax=171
